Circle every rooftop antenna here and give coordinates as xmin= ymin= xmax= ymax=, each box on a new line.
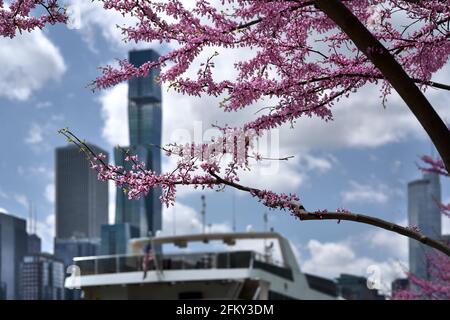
xmin=33 ymin=205 xmax=37 ymax=234
xmin=263 ymin=212 xmax=273 ymax=263
xmin=201 ymin=194 xmax=206 ymax=234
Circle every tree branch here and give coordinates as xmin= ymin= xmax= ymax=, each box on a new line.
xmin=210 ymin=171 xmax=450 ymax=257
xmin=313 ymin=0 xmax=450 ymax=174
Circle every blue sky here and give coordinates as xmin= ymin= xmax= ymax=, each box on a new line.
xmin=0 ymin=1 xmax=449 ymax=291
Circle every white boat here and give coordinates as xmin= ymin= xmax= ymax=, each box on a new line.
xmin=66 ymin=231 xmax=338 ymax=300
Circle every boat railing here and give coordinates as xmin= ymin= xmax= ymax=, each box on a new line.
xmin=73 ymin=250 xmax=289 ymax=276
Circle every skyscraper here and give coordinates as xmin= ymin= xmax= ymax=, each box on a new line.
xmin=100 ymin=223 xmax=131 ymax=255
xmin=115 ymin=49 xmax=162 ymax=239
xmin=20 ymin=253 xmax=64 ymax=300
xmin=408 ymin=172 xmax=441 ymax=280
xmin=55 ymin=143 xmax=109 ymax=239
xmin=0 ymin=212 xmax=27 ymax=299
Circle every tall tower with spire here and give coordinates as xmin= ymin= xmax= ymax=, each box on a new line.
xmin=114 ymin=49 xmax=162 ymax=238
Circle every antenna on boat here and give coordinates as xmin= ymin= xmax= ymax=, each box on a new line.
xmin=263 ymin=212 xmax=273 ymax=263
xmin=33 ymin=205 xmax=37 ymax=234
xmin=201 ymin=194 xmax=206 ymax=234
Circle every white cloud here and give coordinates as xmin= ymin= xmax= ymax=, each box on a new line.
xmin=0 ymin=207 xmax=9 ymax=213
xmin=0 ymin=189 xmax=8 ymax=199
xmin=238 ymin=156 xmax=306 ymax=193
xmin=24 ymin=116 xmax=65 ymax=152
xmin=67 ymin=0 xmax=144 ymax=51
xmin=302 ymin=239 xmax=370 ymax=277
xmin=14 ymin=194 xmax=29 ymax=209
xmin=36 ymin=101 xmax=53 ymax=109
xmin=301 ymin=239 xmax=405 ymax=294
xmin=0 ymin=30 xmax=66 ymax=101
xmin=300 ymin=154 xmax=334 ymax=173
xmin=30 ymin=213 xmax=55 ymax=253
xmin=341 ymin=181 xmax=392 ymax=204
xmin=24 ymin=123 xmax=44 ymax=145
xmin=162 ymin=202 xmax=230 ymax=236
xmin=99 ymin=83 xmax=129 ymax=146
xmin=17 ymin=165 xmax=54 ymax=180
xmin=366 ymin=221 xmax=409 ymax=261
xmin=108 ymin=181 xmax=116 ymax=224
xmin=44 ymin=184 xmax=55 ymax=204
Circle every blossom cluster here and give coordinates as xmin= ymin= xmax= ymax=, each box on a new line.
xmin=394 ymin=251 xmax=450 ymax=300
xmin=0 ymin=0 xmax=66 ymax=38
xmin=392 ymin=154 xmax=450 ymax=299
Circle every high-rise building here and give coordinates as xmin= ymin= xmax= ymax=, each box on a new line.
xmin=408 ymin=172 xmax=441 ymax=280
xmin=115 ymin=49 xmax=162 ymax=239
xmin=27 ymin=234 xmax=41 ymax=255
xmin=0 ymin=212 xmax=27 ymax=299
xmin=55 ymin=143 xmax=109 ymax=240
xmin=100 ymin=223 xmax=131 ymax=255
xmin=20 ymin=253 xmax=64 ymax=300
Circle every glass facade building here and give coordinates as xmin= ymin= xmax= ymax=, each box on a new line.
xmin=55 ymin=144 xmax=109 ymax=240
xmin=100 ymin=223 xmax=132 ymax=255
xmin=115 ymin=49 xmax=162 ymax=239
xmin=20 ymin=253 xmax=64 ymax=300
xmin=0 ymin=212 xmax=27 ymax=300
xmin=408 ymin=172 xmax=441 ymax=280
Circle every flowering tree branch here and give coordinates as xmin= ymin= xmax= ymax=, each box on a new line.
xmin=59 ymin=128 xmax=450 ymax=257
xmin=393 ymin=155 xmax=450 ymax=299
xmin=313 ymin=0 xmax=450 ymax=173
xmin=209 ymin=171 xmax=450 ymax=257
xmin=0 ymin=0 xmax=66 ymax=37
